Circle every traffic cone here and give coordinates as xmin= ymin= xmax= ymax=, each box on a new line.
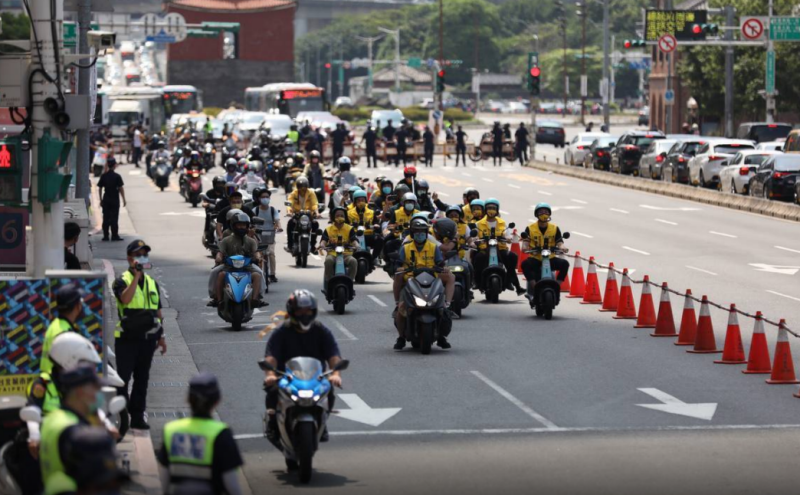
xmin=613 ymin=269 xmax=637 ymax=319
xmin=511 ymin=240 xmax=525 ymax=274
xmin=566 ymin=252 xmax=585 ymax=298
xmin=634 ymin=276 xmax=657 ymax=328
xmin=580 ymin=257 xmax=603 ymax=305
xmin=742 ymin=312 xmax=771 ymax=374
xmin=714 ymin=304 xmax=746 ymax=364
xmin=650 ymin=282 xmax=678 ymax=337
xmin=674 ymin=289 xmax=697 ymax=346
xmin=766 ymin=320 xmax=800 ymax=384
xmin=687 ymin=296 xmax=721 ymax=354
xmin=598 ymin=262 xmax=619 ymax=313
xmin=559 ymin=271 xmax=570 ymax=293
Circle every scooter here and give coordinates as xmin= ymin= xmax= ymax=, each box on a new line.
xmin=286 ymin=203 xmax=317 ymax=268
xmin=180 ymin=166 xmax=204 ymax=207
xmin=522 ymin=232 xmax=570 ymax=320
xmin=445 ymin=249 xmax=472 ymax=317
xmin=353 ymin=225 xmax=377 ymax=284
xmin=200 ymin=194 xmax=220 ymax=257
xmin=476 ymin=222 xmax=515 ymax=303
xmin=255 ymin=224 xmax=276 ymax=294
xmin=258 ymin=358 xmax=349 ymax=484
xmin=153 ymin=157 xmax=171 ymax=191
xmin=323 ymin=242 xmax=355 ymax=314
xmin=203 ymin=142 xmax=216 ymax=171
xmin=400 ymin=267 xmax=449 ymax=355
xmin=218 ymin=254 xmax=255 ymax=332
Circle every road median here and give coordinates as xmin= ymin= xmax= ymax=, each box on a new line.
xmin=525 ymin=160 xmax=800 ymax=222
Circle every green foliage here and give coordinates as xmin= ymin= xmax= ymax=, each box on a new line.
xmin=203 ymin=107 xmax=223 ymax=117
xmin=0 ymin=13 xmax=31 ymax=43
xmin=332 ymin=107 xmax=371 ymax=122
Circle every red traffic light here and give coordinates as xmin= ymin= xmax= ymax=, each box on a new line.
xmin=437 ymin=70 xmax=445 ymax=78
xmin=624 ymin=40 xmax=632 ymax=49
xmin=530 ymin=67 xmax=540 ymax=77
xmin=324 ymin=63 xmax=331 ymax=69
xmin=692 ymin=24 xmax=702 ymax=34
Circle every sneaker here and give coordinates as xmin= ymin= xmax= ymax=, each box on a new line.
xmin=284 ymin=246 xmax=293 ymax=253
xmin=269 ymin=275 xmax=278 ymax=283
xmin=111 ymin=236 xmax=124 ymax=241
xmin=447 ymin=309 xmax=460 ymax=320
xmin=437 ymin=336 xmax=452 ymax=349
xmin=516 ymin=287 xmax=526 ymax=296
xmin=206 ymin=299 xmax=219 ymax=307
xmin=101 ymin=237 xmax=109 ymax=242
xmin=129 ymin=416 xmax=150 ymax=430
xmin=320 ymin=426 xmax=329 ymax=443
xmin=393 ymin=337 xmax=406 ymax=350
xmin=254 ymin=299 xmax=269 ymax=308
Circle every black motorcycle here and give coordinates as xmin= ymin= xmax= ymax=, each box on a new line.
xmin=285 ymin=203 xmax=318 ymax=268
xmin=399 ymin=267 xmax=450 ymax=355
xmin=153 ymin=157 xmax=171 ymax=191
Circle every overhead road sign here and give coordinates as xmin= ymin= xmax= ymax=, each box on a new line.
xmin=740 ymin=17 xmax=767 ymax=41
xmin=770 ymin=16 xmax=800 ymax=41
xmin=645 ymin=10 xmax=708 ymax=41
xmin=658 ymin=33 xmax=677 ymax=53
xmin=200 ymin=22 xmax=240 ymax=34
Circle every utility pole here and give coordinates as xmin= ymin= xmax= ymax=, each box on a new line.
xmin=724 ymin=5 xmax=734 ymax=137
xmin=665 ymin=0 xmax=673 ymax=134
xmin=602 ymin=0 xmax=610 ymax=130
xmin=378 ymin=27 xmax=401 ymax=93
xmin=438 ymin=0 xmax=444 ymax=111
xmin=578 ymin=2 xmax=587 ymax=125
xmin=76 ymin=0 xmax=91 ymax=206
xmin=560 ymin=11 xmax=568 ymax=117
xmin=30 ymin=0 xmax=65 ymax=276
xmin=356 ymin=34 xmax=383 ymax=97
xmin=315 ymin=43 xmax=321 ymax=87
xmin=766 ymin=0 xmax=775 ymax=123
xmin=338 ymin=43 xmax=344 ymax=99
xmin=531 ymin=34 xmax=539 ymax=161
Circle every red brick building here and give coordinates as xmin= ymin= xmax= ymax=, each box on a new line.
xmin=165 ymin=0 xmax=296 ymax=107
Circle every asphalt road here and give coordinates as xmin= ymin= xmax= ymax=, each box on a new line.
xmin=115 ymin=147 xmax=800 ymax=494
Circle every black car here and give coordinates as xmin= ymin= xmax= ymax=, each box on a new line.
xmin=610 ymin=131 xmax=665 ymax=175
xmin=736 ymin=122 xmax=792 ymax=144
xmin=536 ymin=121 xmax=565 ymax=147
xmin=583 ymin=136 xmax=619 ymax=171
xmin=748 ymin=154 xmax=800 ymax=201
xmin=662 ymin=138 xmax=708 ymax=184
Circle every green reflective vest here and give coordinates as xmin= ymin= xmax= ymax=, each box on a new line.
xmin=40 ymin=409 xmax=81 ymax=495
xmin=287 ymin=130 xmax=299 ymax=144
xmin=164 ymin=417 xmax=228 ymax=483
xmin=41 ymin=318 xmax=73 ymax=374
xmin=27 ymin=372 xmax=61 ymax=415
xmin=116 ymin=271 xmax=160 ymax=338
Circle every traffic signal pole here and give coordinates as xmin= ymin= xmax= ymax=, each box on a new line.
xmin=766 ymin=0 xmax=775 ymax=123
xmin=76 ymin=0 xmax=91 ymax=206
xmin=724 ymin=5 xmax=735 ymax=137
xmin=601 ymin=0 xmax=610 ymax=129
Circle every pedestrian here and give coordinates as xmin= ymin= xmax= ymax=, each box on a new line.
xmin=97 ymin=157 xmax=126 ymax=241
xmin=132 ymin=125 xmax=143 ymax=167
xmin=157 ymin=373 xmax=244 ymax=495
xmin=515 ymin=122 xmax=529 ymax=165
xmin=395 ymin=124 xmax=408 ymax=167
xmin=585 ymin=122 xmax=594 ymax=132
xmin=360 ymin=125 xmax=378 ymax=168
xmin=423 ymin=125 xmax=434 ymax=167
xmin=491 ymin=122 xmax=504 ymax=166
xmin=64 ymin=222 xmax=82 ymax=270
xmin=113 ymin=239 xmax=167 ymax=433
xmin=455 ymin=125 xmax=467 ymax=166
xmin=331 ymin=123 xmax=346 ymax=165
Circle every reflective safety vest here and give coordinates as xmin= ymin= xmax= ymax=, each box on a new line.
xmin=41 ymin=318 xmax=74 ymax=374
xmin=40 ymin=409 xmax=81 ymax=495
xmin=402 ymin=240 xmax=437 ymax=280
xmin=526 ymin=222 xmax=560 ymax=261
xmin=393 ymin=207 xmax=419 ymax=230
xmin=461 ymin=204 xmax=474 ymax=223
xmin=325 ymin=223 xmax=355 ymax=256
xmin=116 ymin=271 xmax=160 ymax=338
xmin=287 ymin=130 xmax=300 ymax=144
xmin=27 ymin=373 xmax=61 ymax=415
xmin=455 ymin=222 xmax=468 ymax=258
xmin=348 ymin=207 xmax=376 ymax=236
xmin=164 ymin=417 xmax=228 ymax=485
xmin=477 ymin=216 xmax=508 ymax=251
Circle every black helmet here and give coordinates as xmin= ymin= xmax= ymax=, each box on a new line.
xmin=446 ymin=205 xmax=464 ymax=219
xmin=250 ymin=147 xmax=262 ymax=158
xmin=286 ymin=289 xmax=317 ymax=331
xmin=338 ymin=156 xmax=351 ymax=171
xmin=295 ymin=176 xmax=309 ymax=188
xmin=332 ymin=206 xmax=347 ymax=220
xmin=225 ymin=158 xmax=237 ymax=171
xmin=394 ymin=184 xmax=410 ymax=197
xmin=309 ymin=150 xmax=321 ymax=159
xmin=417 ymin=179 xmax=430 ymax=195
xmin=212 ymin=175 xmax=226 ymax=189
xmin=463 ymin=187 xmax=479 ymax=200
xmin=410 ymin=216 xmax=429 ymax=233
xmin=294 ymin=152 xmax=305 ymax=165
xmin=56 ymin=283 xmax=85 ymax=312
xmin=230 ymin=210 xmax=250 ymax=226
xmin=433 ymin=218 xmax=457 ymax=242
xmin=251 ymin=187 xmax=264 ymax=200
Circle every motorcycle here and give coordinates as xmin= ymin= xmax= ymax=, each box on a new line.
xmin=200 ymin=194 xmax=220 ymax=257
xmin=445 ymin=249 xmax=473 ymax=317
xmin=203 ymin=142 xmax=216 ymax=171
xmin=286 ymin=203 xmax=317 ymax=268
xmin=323 ymin=243 xmax=355 ymax=315
xmin=523 ymin=232 xmax=570 ymax=320
xmin=257 ymin=358 xmax=349 ymax=484
xmin=399 ymin=267 xmax=450 ymax=355
xmin=353 ymin=225 xmax=377 ymax=284
xmin=218 ymin=254 xmax=255 ymax=332
xmin=475 ymin=222 xmax=516 ymax=303
xmin=153 ymin=157 xmax=171 ymax=191
xmin=180 ymin=166 xmax=204 ymax=207
xmin=255 ymin=223 xmax=276 ymax=294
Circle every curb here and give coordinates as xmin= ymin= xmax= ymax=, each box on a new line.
xmin=524 ymin=160 xmax=800 ymax=222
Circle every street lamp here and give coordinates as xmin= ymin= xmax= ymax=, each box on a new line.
xmin=356 ymin=34 xmax=384 ymax=97
xmin=378 ymin=26 xmax=401 ymax=93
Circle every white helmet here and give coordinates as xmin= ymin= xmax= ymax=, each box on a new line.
xmin=49 ymin=333 xmax=124 ymax=387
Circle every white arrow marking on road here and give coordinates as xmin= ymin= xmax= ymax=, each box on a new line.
xmin=748 ymin=263 xmax=800 ymax=275
xmin=158 ymin=211 xmax=206 ymax=217
xmin=333 ymin=393 xmax=401 ymax=427
xmin=775 ymin=245 xmax=800 ymax=255
xmin=636 ymin=388 xmax=717 ymax=421
xmin=128 ymin=170 xmax=142 ymax=176
xmin=640 ymin=205 xmax=700 ymax=211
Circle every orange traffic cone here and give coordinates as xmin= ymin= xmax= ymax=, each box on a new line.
xmin=674 ymin=289 xmax=697 ymax=346
xmin=599 ymin=263 xmax=619 ymax=313
xmin=650 ymin=282 xmax=678 ymax=337
xmin=511 ymin=239 xmax=525 ymax=274
xmin=613 ymin=269 xmax=637 ymax=319
xmin=742 ymin=312 xmax=771 ymax=374
xmin=634 ymin=276 xmax=657 ymax=328
xmin=715 ymin=305 xmax=747 ymax=364
xmin=580 ymin=257 xmax=603 ymax=305
xmin=566 ymin=252 xmax=585 ymax=298
xmin=687 ymin=296 xmax=721 ymax=354
xmin=766 ymin=320 xmax=800 ymax=384
xmin=559 ymin=271 xmax=570 ymax=293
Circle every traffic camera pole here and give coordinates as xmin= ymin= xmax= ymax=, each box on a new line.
xmin=30 ymin=0 xmax=65 ymax=276
xmin=76 ymin=0 xmax=91 ymax=206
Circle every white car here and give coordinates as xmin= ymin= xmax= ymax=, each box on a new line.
xmin=507 ymin=101 xmax=528 ymax=114
xmin=565 ymin=132 xmax=609 ymax=166
xmin=756 ymin=141 xmax=784 ymax=152
xmin=334 ymin=96 xmax=353 ymax=108
xmin=718 ymin=150 xmax=782 ymax=194
xmin=688 ymin=139 xmax=756 ymax=188
xmin=369 ymin=109 xmax=404 ymax=131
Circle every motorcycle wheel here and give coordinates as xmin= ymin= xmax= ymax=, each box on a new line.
xmin=231 ymin=304 xmax=243 ymax=332
xmin=451 ymin=286 xmax=463 ymax=317
xmin=294 ymin=422 xmax=315 ymax=484
xmin=356 ymin=259 xmax=368 ymax=284
xmin=301 ymin=253 xmax=308 ymax=268
xmin=468 ymin=149 xmax=482 ymax=162
xmin=334 ymin=286 xmax=347 ymax=315
xmin=542 ymin=290 xmax=555 ymax=320
xmin=420 ymin=322 xmax=434 ymax=355
xmin=159 ymin=185 xmax=165 ymax=192
xmin=191 ymin=196 xmax=199 ymax=207
xmin=486 ymin=277 xmax=501 ymax=304
xmin=295 ymin=255 xmax=302 ymax=268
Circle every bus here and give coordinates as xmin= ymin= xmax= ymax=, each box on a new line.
xmin=244 ymin=83 xmax=326 ymax=118
xmin=162 ymin=85 xmax=202 ymax=118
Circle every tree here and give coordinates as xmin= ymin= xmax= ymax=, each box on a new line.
xmin=0 ymin=13 xmax=31 ymax=41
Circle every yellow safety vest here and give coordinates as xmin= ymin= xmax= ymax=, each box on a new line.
xmin=163 ymin=417 xmax=228 ymax=486
xmin=348 ymin=207 xmax=376 ymax=236
xmin=287 ymin=130 xmax=300 ymax=144
xmin=477 ymin=216 xmax=508 ymax=251
xmin=402 ymin=241 xmax=437 ymax=280
xmin=456 ymin=222 xmax=468 ymax=258
xmin=527 ymin=223 xmax=560 ymax=261
xmin=325 ymin=223 xmax=355 ymax=256
xmin=40 ymin=409 xmax=82 ymax=495
xmin=461 ymin=204 xmax=474 ymax=223
xmin=393 ymin=207 xmax=419 ymax=230
xmin=40 ymin=318 xmax=74 ymax=374
xmin=116 ymin=271 xmax=160 ymax=338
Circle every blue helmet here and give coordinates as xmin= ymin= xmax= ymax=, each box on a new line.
xmin=534 ymin=202 xmax=552 ymax=216
xmin=470 ymin=199 xmax=485 ymax=209
xmin=485 ymin=198 xmax=500 ymax=210
xmin=349 ymin=185 xmax=362 ymax=194
xmin=353 ymin=190 xmax=368 ymax=200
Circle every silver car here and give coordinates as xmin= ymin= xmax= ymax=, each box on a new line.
xmin=688 ymin=139 xmax=756 ymax=188
xmin=718 ymin=150 xmax=781 ymax=194
xmin=639 ymin=139 xmax=677 ymax=180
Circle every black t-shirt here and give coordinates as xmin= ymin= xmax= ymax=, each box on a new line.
xmin=97 ymin=171 xmax=124 ymax=206
xmin=382 ymin=125 xmax=396 ymax=141
xmin=515 ymin=127 xmax=529 ymax=144
xmin=423 ymin=131 xmax=434 ymax=146
xmin=455 ymin=130 xmax=467 ymax=145
xmin=216 ymin=205 xmax=255 ymax=231
xmin=65 ymin=248 xmax=81 ymax=270
xmin=363 ymin=130 xmax=377 ymax=148
xmin=411 ymin=128 xmax=421 ymax=141
xmin=157 ymin=424 xmax=243 ymax=494
xmin=332 ymin=129 xmax=346 ymax=147
xmin=491 ymin=127 xmax=504 ymax=143
xmin=264 ymin=322 xmax=341 ymax=372
xmin=395 ymin=129 xmax=408 ymax=147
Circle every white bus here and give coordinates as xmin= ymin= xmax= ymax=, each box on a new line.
xmin=163 ymin=85 xmax=202 ymax=118
xmin=244 ymin=83 xmax=327 ymax=118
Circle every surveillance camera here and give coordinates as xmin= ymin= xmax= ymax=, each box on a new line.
xmin=88 ymin=31 xmax=116 ymax=51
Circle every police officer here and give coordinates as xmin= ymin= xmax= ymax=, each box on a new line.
xmin=360 ymin=125 xmax=378 ymax=168
xmin=515 ymin=122 xmax=530 ymax=165
xmin=395 ymin=123 xmax=409 ymax=167
xmin=64 ymin=222 xmax=82 ymax=270
xmin=97 ymin=157 xmax=126 ymax=241
xmin=455 ymin=125 xmax=467 ymax=166
xmin=491 ymin=122 xmax=504 ymax=167
xmin=423 ymin=125 xmax=434 ymax=168
xmin=520 ymin=203 xmax=570 ymax=285
xmin=113 ymin=239 xmax=167 ymax=431
xmin=61 ymin=426 xmax=128 ymax=494
xmin=41 ymin=283 xmax=86 ymax=374
xmin=157 ymin=373 xmax=244 ymax=495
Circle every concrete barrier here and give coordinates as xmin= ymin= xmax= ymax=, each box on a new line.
xmin=525 ymin=160 xmax=800 ymax=222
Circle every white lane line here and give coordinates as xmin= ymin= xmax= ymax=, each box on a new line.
xmin=481 ymin=178 xmax=494 ymax=183
xmin=329 ymin=319 xmax=358 ymax=340
xmin=571 ymin=199 xmax=588 ymax=204
xmin=462 ymin=172 xmax=473 ymax=177
xmin=622 ymin=246 xmax=650 ymax=256
xmin=766 ymin=290 xmax=800 ymax=303
xmin=709 ymin=231 xmax=737 ymax=238
xmin=436 ymin=191 xmax=450 ymax=197
xmin=610 ymin=208 xmax=629 ymax=214
xmin=311 ymin=254 xmax=321 ymax=261
xmin=571 ymin=231 xmax=594 ymax=238
xmin=470 ymin=371 xmax=558 ymax=429
xmin=775 ymin=245 xmax=800 ymax=255
xmin=368 ymin=295 xmax=387 ymax=307
xmin=500 ymin=210 xmax=510 ymax=215
xmin=188 ymin=341 xmax=265 ymax=346
xmin=655 ymin=218 xmax=677 ymax=226
xmin=508 ymin=184 xmax=521 ymax=189
xmin=686 ymin=265 xmax=717 ymax=276
xmin=537 ymin=190 xmax=553 ymax=196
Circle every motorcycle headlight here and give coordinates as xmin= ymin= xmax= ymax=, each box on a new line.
xmin=449 ymin=265 xmax=464 ymax=273
xmin=541 ymin=249 xmax=551 ymax=257
xmin=413 ymin=295 xmax=427 ymax=307
xmin=488 ymin=239 xmax=498 ymax=246
xmin=297 ymin=390 xmax=314 ymax=399
xmin=290 ymin=394 xmax=299 ymax=402
xmin=232 ymin=259 xmax=245 ymax=268
xmin=300 ymin=217 xmax=310 ymax=227
xmin=335 ymin=246 xmax=345 ymax=254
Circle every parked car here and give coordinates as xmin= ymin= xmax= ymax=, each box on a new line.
xmin=688 ymin=139 xmax=755 ymax=188
xmin=535 ymin=121 xmax=566 ymax=147
xmin=784 ymin=129 xmax=800 ymax=154
xmin=334 ymin=97 xmax=354 ymax=108
xmin=583 ymin=136 xmax=619 ymax=170
xmin=736 ymin=122 xmax=792 ymax=144
xmin=718 ymin=150 xmax=781 ymax=194
xmin=638 ymin=106 xmax=650 ymax=126
xmin=565 ymin=132 xmax=609 ymax=166
xmin=507 ymin=101 xmax=528 ymax=114
xmin=756 ymin=141 xmax=785 ymax=152
xmin=610 ymin=130 xmax=665 ymax=175
xmin=369 ymin=109 xmax=405 ymax=131
xmin=638 ymin=139 xmax=677 ymax=180
xmin=748 ymin=154 xmax=800 ymax=201
xmin=662 ymin=138 xmax=708 ymax=184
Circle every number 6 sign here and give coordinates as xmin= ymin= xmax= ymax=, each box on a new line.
xmin=0 ymin=208 xmax=27 ymax=267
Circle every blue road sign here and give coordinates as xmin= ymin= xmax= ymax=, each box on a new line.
xmin=146 ymin=30 xmax=176 ymax=44
xmin=664 ymin=89 xmax=675 ymax=103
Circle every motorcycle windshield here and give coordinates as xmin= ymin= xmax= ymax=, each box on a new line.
xmin=286 ymin=357 xmax=324 ymax=381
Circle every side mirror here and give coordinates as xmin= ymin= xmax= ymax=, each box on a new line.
xmin=252 ymin=217 xmax=266 ymax=225
xmin=284 ymin=201 xmax=292 ymax=207
xmin=333 ymin=359 xmax=350 ymax=372
xmin=468 ymin=223 xmax=477 ymax=230
xmin=508 ymin=222 xmax=516 ymax=229
xmin=469 ymin=229 xmax=479 ymax=237
xmin=563 ymin=232 xmax=571 ymax=239
xmin=108 ymin=396 xmax=127 ymax=416
xmin=258 ymin=359 xmax=276 ymax=372
xmin=20 ymin=406 xmax=42 ymax=424
xmin=520 ymin=232 xmax=530 ymax=240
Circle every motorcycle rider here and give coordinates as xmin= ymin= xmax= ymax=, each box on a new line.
xmin=369 ymin=178 xmax=394 ymax=211
xmin=215 ymin=190 xmax=255 ymax=240
xmin=348 ymin=190 xmax=383 ymax=262
xmin=383 ymin=192 xmax=420 ymax=259
xmin=150 ymin=141 xmax=171 ymax=177
xmin=399 ymin=165 xmax=420 ymax=195
xmin=210 ymin=211 xmax=267 ymax=308
xmin=433 ymin=187 xmax=480 ymax=223
xmin=446 ymin=205 xmax=471 ymax=259
xmin=319 ymin=207 xmax=359 ymax=286
xmin=472 ymin=198 xmax=525 ymax=295
xmin=263 ymin=290 xmax=343 ymax=443
xmin=470 ymin=198 xmax=486 ymax=222
xmin=235 ymin=160 xmax=265 ymax=194
xmin=520 ymin=203 xmax=570 ymax=285
xmin=223 ymin=158 xmax=239 ymax=184
xmin=337 ymin=157 xmax=358 ymax=191
xmin=393 ymin=217 xmax=455 ymax=350
xmin=285 ymin=176 xmax=320 ymax=253
xmin=253 ymin=188 xmax=282 ymax=284
xmin=416 ymin=179 xmax=435 ymax=212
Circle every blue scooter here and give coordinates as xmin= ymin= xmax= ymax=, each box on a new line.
xmin=324 ymin=240 xmax=355 ymax=314
xmin=522 ymin=232 xmax=570 ymax=320
xmin=218 ymin=254 xmax=254 ymax=331
xmin=476 ymin=222 xmax=515 ymax=303
xmin=354 ymin=225 xmax=378 ymax=284
xmin=258 ymin=357 xmax=350 ymax=484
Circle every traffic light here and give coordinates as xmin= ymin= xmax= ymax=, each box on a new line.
xmin=691 ymin=23 xmax=718 ymax=39
xmin=436 ymin=69 xmax=446 ymax=93
xmin=527 ymin=66 xmax=541 ymax=96
xmin=324 ymin=62 xmax=331 ymax=69
xmin=623 ymin=39 xmax=645 ymax=49
xmin=0 ymin=137 xmax=23 ymax=205
xmin=37 ymin=130 xmax=73 ymax=207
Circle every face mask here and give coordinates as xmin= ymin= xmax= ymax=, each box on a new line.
xmin=247 ymin=171 xmax=255 ymax=178
xmin=90 ymin=389 xmax=105 ymax=413
xmin=487 ymin=209 xmax=497 ymax=218
xmin=260 ymin=198 xmax=270 ymax=206
xmin=334 ymin=216 xmax=345 ymax=226
xmin=356 ymin=202 xmax=365 ymax=211
xmin=404 ymin=203 xmax=414 ymax=212
xmin=382 ymin=187 xmax=392 ymax=195
xmin=234 ymin=226 xmax=248 ymax=237
xmin=538 ymin=214 xmax=551 ymax=222
xmin=135 ymin=255 xmax=150 ymax=265
xmin=413 ymin=232 xmax=427 ymax=244
xmin=472 ymin=210 xmax=483 ymax=219
xmin=230 ymin=202 xmax=243 ymax=209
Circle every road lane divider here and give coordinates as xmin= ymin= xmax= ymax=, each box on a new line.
xmin=599 ymin=263 xmax=619 ymax=313
xmin=775 ymin=245 xmax=800 ymax=254
xmin=622 ymin=246 xmax=650 ymax=255
xmin=329 ymin=319 xmax=358 ymax=341
xmin=709 ymin=231 xmax=737 ymax=238
xmin=767 ymin=290 xmax=800 ymax=303
xmin=610 ymin=208 xmax=629 ymax=214
xmin=368 ymin=295 xmax=387 ymax=307
xmin=655 ymin=219 xmax=677 ymax=226
xmin=743 ymin=313 xmax=771 ymax=375
xmin=715 ymin=305 xmax=747 ymax=365
xmin=686 ymin=265 xmax=717 ymax=276
xmin=634 ymin=275 xmax=657 ymax=329
xmin=470 ymin=371 xmax=558 ymax=429
xmin=508 ymin=183 xmax=521 ymax=189
xmin=651 ymin=283 xmax=678 ymax=337
xmin=570 ymin=231 xmax=593 ymax=238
